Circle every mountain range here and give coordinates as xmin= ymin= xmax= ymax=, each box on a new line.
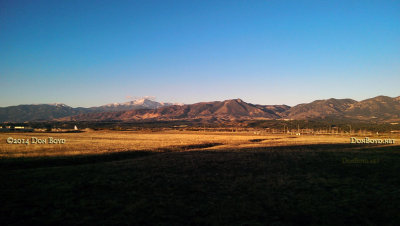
xmin=90 ymin=98 xmax=178 ymax=112
xmin=60 ymin=99 xmax=291 ymax=122
xmin=1 ymin=96 xmax=400 ymax=123
xmin=284 ymin=96 xmax=400 ymax=122
xmin=0 ymin=98 xmax=177 ymax=122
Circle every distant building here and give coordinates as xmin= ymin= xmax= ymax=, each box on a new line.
xmin=0 ymin=125 xmax=33 ymax=132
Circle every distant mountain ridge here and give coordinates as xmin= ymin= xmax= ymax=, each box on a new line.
xmin=344 ymin=96 xmax=400 ymax=121
xmin=0 ymin=98 xmax=178 ymax=122
xmin=283 ymin=98 xmax=358 ymax=119
xmin=61 ymin=99 xmax=290 ymax=122
xmin=0 ymin=104 xmax=90 ymax=122
xmin=1 ymin=95 xmax=400 ymax=123
xmin=282 ymin=95 xmax=400 ymax=122
xmin=91 ymin=98 xmax=180 ymax=112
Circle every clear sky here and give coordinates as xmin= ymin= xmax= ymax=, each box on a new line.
xmin=1 ymin=0 xmax=399 ymax=107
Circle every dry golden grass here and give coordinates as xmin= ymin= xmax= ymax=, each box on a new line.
xmin=0 ymin=130 xmax=397 ymax=158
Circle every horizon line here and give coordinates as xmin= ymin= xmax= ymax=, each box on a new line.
xmin=1 ymin=94 xmax=399 ymax=108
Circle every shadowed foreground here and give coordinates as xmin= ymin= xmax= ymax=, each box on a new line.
xmin=1 ymin=144 xmax=400 ymax=225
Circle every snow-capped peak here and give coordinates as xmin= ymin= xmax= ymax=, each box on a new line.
xmin=48 ymin=103 xmax=69 ymax=107
xmin=98 ymin=97 xmax=180 ymax=110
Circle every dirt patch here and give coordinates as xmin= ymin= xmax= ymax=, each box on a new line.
xmin=249 ymin=139 xmax=266 ymax=143
xmin=165 ymin=143 xmax=224 ymax=151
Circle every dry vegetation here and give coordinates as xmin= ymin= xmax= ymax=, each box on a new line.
xmin=1 ymin=130 xmax=400 ymax=225
xmin=0 ymin=130 xmax=387 ymax=158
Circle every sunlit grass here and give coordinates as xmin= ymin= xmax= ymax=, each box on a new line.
xmin=2 ymin=130 xmax=396 ymax=158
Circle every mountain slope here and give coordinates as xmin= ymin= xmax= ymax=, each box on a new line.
xmin=283 ymin=96 xmax=400 ymax=122
xmin=283 ymin=98 xmax=357 ymax=119
xmin=90 ymin=98 xmax=177 ymax=112
xmin=61 ymin=99 xmax=289 ymax=122
xmin=0 ymin=98 xmax=178 ymax=122
xmin=0 ymin=104 xmax=92 ymax=122
xmin=344 ymin=96 xmax=400 ymax=121
xmin=2 ymin=95 xmax=400 ymax=123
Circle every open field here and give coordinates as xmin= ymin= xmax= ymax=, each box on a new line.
xmin=1 ymin=131 xmax=400 ymax=225
xmin=1 ymin=130 xmax=395 ymax=158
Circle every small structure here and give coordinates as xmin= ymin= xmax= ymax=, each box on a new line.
xmin=0 ymin=125 xmax=33 ymax=132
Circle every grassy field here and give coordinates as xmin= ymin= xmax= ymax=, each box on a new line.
xmin=0 ymin=130 xmax=362 ymax=158
xmin=1 ymin=131 xmax=400 ymax=225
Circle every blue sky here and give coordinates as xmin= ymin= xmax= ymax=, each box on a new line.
xmin=1 ymin=0 xmax=399 ymax=107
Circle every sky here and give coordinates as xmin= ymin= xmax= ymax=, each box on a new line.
xmin=1 ymin=0 xmax=399 ymax=107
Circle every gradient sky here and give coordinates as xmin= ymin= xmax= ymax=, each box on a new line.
xmin=1 ymin=0 xmax=399 ymax=107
